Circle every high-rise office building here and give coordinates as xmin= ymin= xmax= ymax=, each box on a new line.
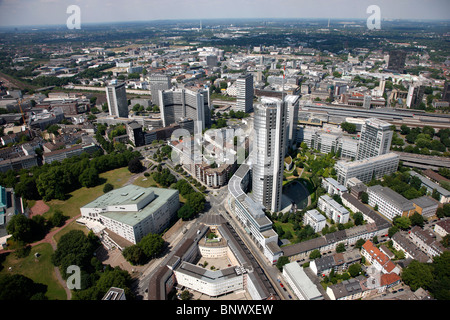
xmin=159 ymin=88 xmax=211 ymax=135
xmin=106 ymin=82 xmax=128 ymax=118
xmin=356 ymin=118 xmax=393 ymax=161
xmin=149 ymin=74 xmax=171 ymax=106
xmin=236 ymin=73 xmax=254 ymax=113
xmin=251 ymin=97 xmax=287 ymax=213
xmin=285 ymin=95 xmax=299 ymax=150
xmin=387 ymin=50 xmax=406 ymax=73
xmin=406 ymin=84 xmax=425 ymax=109
xmin=442 ymin=82 xmax=450 ymax=103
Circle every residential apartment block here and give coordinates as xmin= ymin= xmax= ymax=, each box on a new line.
xmin=317 ymin=194 xmax=350 ymax=224
xmin=303 ymin=209 xmax=326 ymax=233
xmin=361 ymin=240 xmax=400 ymax=275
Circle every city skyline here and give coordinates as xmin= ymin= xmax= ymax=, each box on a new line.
xmin=0 ymin=0 xmax=450 ymax=27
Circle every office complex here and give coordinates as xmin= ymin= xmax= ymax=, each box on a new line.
xmin=367 ymin=185 xmax=416 ymax=221
xmin=236 ymin=73 xmax=254 ymax=113
xmin=228 ymin=164 xmax=281 ymax=264
xmin=406 ymin=84 xmax=425 ymax=109
xmin=159 ymin=88 xmax=211 ymax=135
xmin=356 ymin=118 xmax=393 ymax=161
xmin=106 ymin=82 xmax=128 ymax=118
xmin=149 ymin=74 xmax=171 ymax=105
xmin=79 ymin=185 xmax=179 ymax=244
xmin=335 ymin=152 xmax=399 ymax=186
xmin=126 ymin=121 xmax=145 ymax=147
xmin=443 ymin=82 xmax=450 ymax=103
xmin=285 ymin=94 xmax=299 ymax=150
xmin=251 ymin=97 xmax=287 ymax=213
xmin=387 ymin=50 xmax=406 ymax=73
xmin=299 ymin=127 xmax=359 ymax=160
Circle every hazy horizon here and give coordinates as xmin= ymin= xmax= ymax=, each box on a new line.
xmin=0 ymin=0 xmax=449 ymax=28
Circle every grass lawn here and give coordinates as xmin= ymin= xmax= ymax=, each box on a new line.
xmin=0 ymin=243 xmax=67 ymax=300
xmin=43 ymin=167 xmax=134 ymax=220
xmin=274 ymin=221 xmax=298 ymax=244
xmin=53 ymin=219 xmax=89 ymax=244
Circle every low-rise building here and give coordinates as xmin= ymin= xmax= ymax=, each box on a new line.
xmin=79 ymin=185 xmax=179 ymax=245
xmin=409 ymin=171 xmax=450 ymax=204
xmin=367 ymin=185 xmax=416 ymax=221
xmin=434 ymin=219 xmax=450 ymax=238
xmin=361 ymin=240 xmax=400 ymax=275
xmin=409 ymin=226 xmax=446 ymax=258
xmin=310 ymin=250 xmax=361 ymax=276
xmin=391 ymin=232 xmax=431 ymax=263
xmin=322 ymin=177 xmax=348 ymax=196
xmin=411 ymin=196 xmax=439 ymax=220
xmin=318 ymin=194 xmax=350 ymax=224
xmin=282 ymin=262 xmax=323 ymax=300
xmin=303 ymin=209 xmax=326 ymax=233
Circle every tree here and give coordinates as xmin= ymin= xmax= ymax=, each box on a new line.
xmin=341 ymin=122 xmax=357 ymax=134
xmin=0 ymin=274 xmax=47 ymax=300
xmin=79 ymin=168 xmax=100 ymax=188
xmin=361 ymin=192 xmax=369 ymax=204
xmin=52 ymin=230 xmax=99 ymax=279
xmin=185 ymin=192 xmax=206 ymax=214
xmin=393 ymin=216 xmax=411 ymax=230
xmin=103 ymin=183 xmax=114 ymax=193
xmin=409 ymin=212 xmax=425 ymax=228
xmin=180 ymin=290 xmax=192 ymax=300
xmin=138 ymin=233 xmax=164 ymax=260
xmin=336 ymin=242 xmax=346 ymax=253
xmin=276 ymin=256 xmax=290 ymax=271
xmin=177 ymin=204 xmax=195 ymax=221
xmin=401 ymin=260 xmax=434 ymax=291
xmin=309 ymin=249 xmax=321 ymax=260
xmin=6 ymin=214 xmax=33 ymax=243
xmin=122 ymin=245 xmax=145 ymax=265
xmin=348 ymin=263 xmax=362 ymax=277
xmin=128 ymin=158 xmax=144 ymax=173
xmin=50 ymin=210 xmax=68 ymax=228
xmin=353 ymin=212 xmax=364 ymax=226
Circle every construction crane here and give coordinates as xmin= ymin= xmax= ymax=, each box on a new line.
xmin=18 ymin=98 xmax=26 ymax=125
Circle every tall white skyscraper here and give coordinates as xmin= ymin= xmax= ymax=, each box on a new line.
xmin=356 ymin=118 xmax=393 ymax=160
xmin=236 ymin=73 xmax=254 ymax=113
xmin=106 ymin=82 xmax=128 ymax=118
xmin=251 ymin=97 xmax=287 ymax=213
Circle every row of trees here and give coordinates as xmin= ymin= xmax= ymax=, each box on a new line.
xmin=6 ymin=210 xmax=68 ymax=244
xmin=9 ymin=149 xmax=141 ymax=202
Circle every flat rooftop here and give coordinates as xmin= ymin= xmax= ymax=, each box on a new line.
xmin=82 ymin=184 xmax=178 ymax=227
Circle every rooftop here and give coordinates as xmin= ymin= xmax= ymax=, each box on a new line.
xmin=82 ymin=184 xmax=178 ymax=227
xmin=368 ymin=185 xmax=415 ymax=212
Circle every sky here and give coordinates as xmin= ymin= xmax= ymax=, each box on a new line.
xmin=0 ymin=0 xmax=449 ymax=27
